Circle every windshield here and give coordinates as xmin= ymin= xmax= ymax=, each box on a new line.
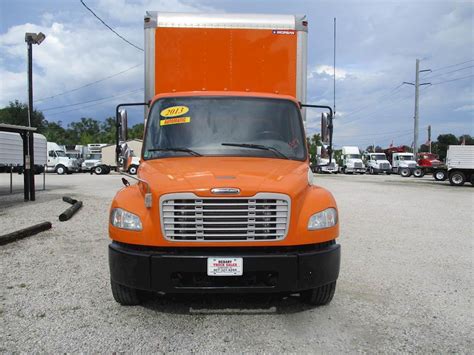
xmin=85 ymin=153 xmax=101 ymax=160
xmin=55 ymin=150 xmax=66 ymax=157
xmin=346 ymin=154 xmax=361 ymax=159
xmin=144 ymin=97 xmax=306 ymax=161
xmin=399 ymin=155 xmax=414 ymax=160
xmin=372 ymin=154 xmax=386 ymax=160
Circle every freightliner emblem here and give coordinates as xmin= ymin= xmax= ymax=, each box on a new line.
xmin=210 ymin=187 xmax=240 ymax=194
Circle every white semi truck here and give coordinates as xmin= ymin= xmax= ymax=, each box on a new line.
xmin=432 ymin=145 xmax=474 ymax=186
xmin=364 ymin=152 xmax=391 ymax=175
xmin=0 ymin=131 xmax=47 ymax=173
xmin=340 ymin=146 xmax=365 ymax=174
xmin=46 ymin=142 xmax=80 ymax=174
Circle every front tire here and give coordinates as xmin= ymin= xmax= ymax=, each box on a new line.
xmin=94 ymin=166 xmax=104 ymax=175
xmin=128 ymin=165 xmax=138 ymax=175
xmin=301 ymin=281 xmax=336 ymax=306
xmin=400 ymin=167 xmax=411 ymax=177
xmin=55 ymin=165 xmax=67 ymax=175
xmin=449 ymin=171 xmax=466 ymax=186
xmin=111 ymin=279 xmax=142 ymax=306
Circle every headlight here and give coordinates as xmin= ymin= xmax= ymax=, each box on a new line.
xmin=110 ymin=208 xmax=142 ymax=231
xmin=307 ymin=208 xmax=337 ymax=230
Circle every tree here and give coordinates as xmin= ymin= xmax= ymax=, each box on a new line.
xmin=0 ymin=100 xmax=46 ymax=129
xmin=129 ymin=123 xmax=144 ymax=140
xmin=306 ymin=133 xmax=321 ymax=164
xmin=67 ymin=117 xmax=102 ymax=145
xmin=459 ymin=134 xmax=474 ymax=145
xmin=436 ymin=134 xmax=458 ymax=160
xmin=42 ymin=121 xmax=67 ymax=144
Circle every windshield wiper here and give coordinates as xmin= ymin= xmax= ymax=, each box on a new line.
xmin=147 ymin=147 xmax=202 ymax=156
xmin=221 ymin=143 xmax=289 ymax=159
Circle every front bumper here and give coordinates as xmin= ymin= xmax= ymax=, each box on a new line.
xmin=109 ymin=241 xmax=340 ymax=293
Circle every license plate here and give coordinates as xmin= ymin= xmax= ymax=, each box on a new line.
xmin=207 ymin=257 xmax=243 ymax=276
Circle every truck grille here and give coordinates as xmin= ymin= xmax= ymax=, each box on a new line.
xmin=160 ymin=193 xmax=290 ymax=242
xmin=379 ymin=163 xmax=390 ymax=170
xmin=354 ymin=162 xmax=363 ymax=169
xmin=408 ymin=163 xmax=416 ymax=168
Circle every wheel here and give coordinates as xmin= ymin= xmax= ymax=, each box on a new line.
xmin=55 ymin=165 xmax=67 ymax=175
xmin=110 ymin=279 xmax=142 ymax=305
xmin=342 ymin=167 xmax=347 ymax=174
xmin=413 ymin=168 xmax=425 ymax=178
xmin=470 ymin=174 xmax=474 ymax=186
xmin=301 ymin=281 xmax=336 ymax=306
xmin=128 ymin=165 xmax=138 ymax=175
xmin=94 ymin=166 xmax=103 ymax=175
xmin=385 ymin=171 xmax=391 ymax=175
xmin=103 ymin=165 xmax=111 ymax=175
xmin=449 ymin=171 xmax=466 ymax=186
xmin=400 ymin=167 xmax=411 ymax=177
xmin=433 ymin=169 xmax=447 ymax=181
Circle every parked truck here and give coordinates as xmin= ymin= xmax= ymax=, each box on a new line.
xmin=339 ymin=146 xmax=365 ymax=174
xmin=432 ymin=145 xmax=473 ymax=186
xmin=81 ymin=143 xmax=107 ymax=172
xmin=46 ymin=142 xmax=80 ymax=174
xmin=384 ymin=146 xmax=417 ymax=177
xmin=0 ymin=132 xmax=47 ymax=174
xmin=363 ymin=152 xmax=391 ymax=175
xmin=411 ymin=152 xmax=442 ymax=178
xmin=108 ymin=12 xmax=340 ymax=306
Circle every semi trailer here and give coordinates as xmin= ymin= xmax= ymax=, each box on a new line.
xmin=432 ymin=145 xmax=473 ymax=186
xmin=0 ymin=132 xmax=47 ymax=174
xmin=108 ymin=12 xmax=340 ymax=306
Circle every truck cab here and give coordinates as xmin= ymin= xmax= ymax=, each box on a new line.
xmin=82 ymin=143 xmax=107 ymax=173
xmin=391 ymin=152 xmax=417 ymax=177
xmin=46 ymin=142 xmax=79 ymax=175
xmin=340 ymin=146 xmax=365 ymax=174
xmin=364 ymin=152 xmax=391 ymax=174
xmin=108 ymin=12 xmax=340 ymax=306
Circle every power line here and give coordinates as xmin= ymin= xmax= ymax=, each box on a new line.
xmin=335 ymin=128 xmax=412 ymax=138
xmin=79 ymin=0 xmax=143 ymax=51
xmin=431 ymin=74 xmax=474 ymax=86
xmin=430 ymin=59 xmax=474 ymax=73
xmin=45 ymin=88 xmax=144 ymax=116
xmin=40 ymin=87 xmax=143 ymax=111
xmin=342 ymin=83 xmax=405 ymax=118
xmin=423 ymin=65 xmax=474 ymax=80
xmin=35 ymin=64 xmax=142 ymax=103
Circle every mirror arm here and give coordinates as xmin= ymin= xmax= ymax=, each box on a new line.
xmin=301 ymin=104 xmax=334 ymax=167
xmin=115 ymin=102 xmax=149 ymax=165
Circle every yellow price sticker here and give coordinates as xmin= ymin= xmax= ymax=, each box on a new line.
xmin=160 ymin=117 xmax=191 ymax=126
xmin=160 ymin=105 xmax=189 ymax=117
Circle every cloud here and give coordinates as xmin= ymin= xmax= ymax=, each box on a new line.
xmin=454 ymin=104 xmax=474 ymax=112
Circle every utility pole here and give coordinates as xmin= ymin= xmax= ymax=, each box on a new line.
xmin=403 ymin=59 xmax=431 ymax=157
xmin=428 ymin=125 xmax=431 ymax=153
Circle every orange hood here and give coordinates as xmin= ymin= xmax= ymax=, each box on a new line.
xmin=138 ymin=157 xmax=309 ymax=197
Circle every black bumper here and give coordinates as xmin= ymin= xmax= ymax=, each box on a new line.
xmin=109 ymin=241 xmax=340 ymax=293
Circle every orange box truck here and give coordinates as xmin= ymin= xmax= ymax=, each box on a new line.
xmin=109 ymin=12 xmax=340 ymax=306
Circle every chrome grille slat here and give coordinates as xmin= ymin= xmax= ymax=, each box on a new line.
xmin=160 ymin=193 xmax=290 ymax=242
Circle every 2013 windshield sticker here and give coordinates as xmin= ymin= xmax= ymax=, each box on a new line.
xmin=160 ymin=105 xmax=189 ymax=117
xmin=160 ymin=117 xmax=191 ymax=126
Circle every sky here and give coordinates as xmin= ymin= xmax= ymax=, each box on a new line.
xmin=0 ymin=0 xmax=473 ymax=149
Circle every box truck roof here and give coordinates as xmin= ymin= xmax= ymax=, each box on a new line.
xmin=145 ymin=12 xmax=308 ymax=112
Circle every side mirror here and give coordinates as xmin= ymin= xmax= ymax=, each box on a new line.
xmin=119 ymin=109 xmax=128 ymax=142
xmin=301 ymin=104 xmax=334 ymax=167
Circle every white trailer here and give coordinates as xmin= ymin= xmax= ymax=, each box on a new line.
xmin=0 ymin=132 xmax=47 ymax=173
xmin=432 ymin=145 xmax=474 ymax=186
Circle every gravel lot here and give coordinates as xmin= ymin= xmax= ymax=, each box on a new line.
xmin=0 ymin=172 xmax=472 ymax=352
